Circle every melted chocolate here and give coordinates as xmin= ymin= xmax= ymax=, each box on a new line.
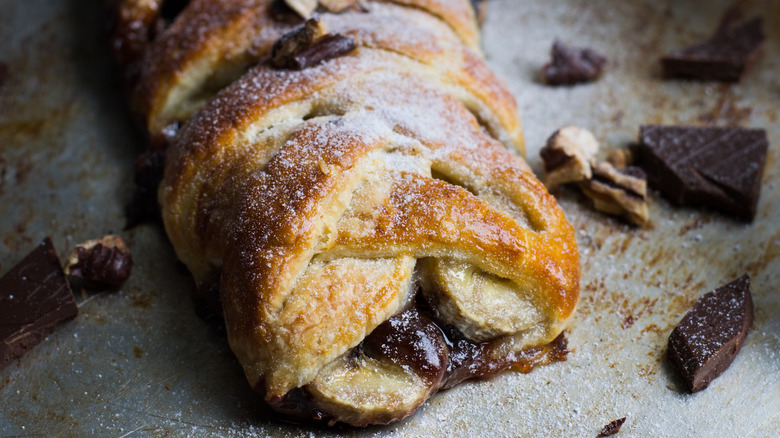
xmin=265 ymin=385 xmax=327 ymax=423
xmin=362 ymin=305 xmax=449 ymax=385
xmin=266 ymin=297 xmax=569 ymax=423
xmin=442 ymin=326 xmax=568 ymax=389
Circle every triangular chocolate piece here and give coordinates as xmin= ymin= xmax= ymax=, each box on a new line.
xmin=637 ymin=125 xmax=768 ymax=220
xmin=668 ymin=275 xmax=753 ymax=392
xmin=661 ymin=18 xmax=765 ymax=82
xmin=1 ymin=237 xmax=78 ymax=369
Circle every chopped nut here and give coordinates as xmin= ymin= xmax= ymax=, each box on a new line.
xmin=282 ymin=0 xmax=362 ymax=19
xmin=284 ymin=0 xmax=318 ymax=19
xmin=64 ymin=235 xmax=134 ymax=287
xmin=606 ymin=148 xmax=634 ymax=171
xmin=579 ymin=162 xmax=649 ymax=225
xmin=540 ymin=126 xmax=599 ymax=190
xmin=319 ymin=0 xmax=362 ymax=13
xmin=271 ymin=18 xmax=356 ymax=70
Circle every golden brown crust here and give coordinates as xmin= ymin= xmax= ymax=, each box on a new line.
xmin=160 ymin=50 xmax=578 ymax=400
xmin=113 ymin=0 xmax=521 ymax=152
xmin=116 ymin=0 xmax=580 ymax=425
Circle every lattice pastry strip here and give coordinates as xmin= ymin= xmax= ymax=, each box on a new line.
xmin=113 ymin=0 xmax=521 ymax=153
xmin=112 ymin=0 xmax=581 ymax=426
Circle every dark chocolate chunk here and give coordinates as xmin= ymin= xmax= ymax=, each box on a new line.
xmin=541 ymin=40 xmax=606 ymax=85
xmin=288 ymin=34 xmax=357 ymax=70
xmin=272 ymin=18 xmax=356 ymax=70
xmin=596 ymin=417 xmax=626 ymax=437
xmin=637 ymin=125 xmax=768 ymax=221
xmin=668 ymin=275 xmax=753 ymax=392
xmin=64 ymin=235 xmax=134 ymax=287
xmin=661 ymin=18 xmax=765 ymax=82
xmin=1 ymin=237 xmax=78 ymax=370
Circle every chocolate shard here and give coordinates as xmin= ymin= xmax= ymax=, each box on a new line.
xmin=288 ymin=34 xmax=357 ymax=70
xmin=541 ymin=40 xmax=606 ymax=85
xmin=64 ymin=235 xmax=134 ymax=287
xmin=1 ymin=237 xmax=78 ymax=370
xmin=668 ymin=275 xmax=753 ymax=393
xmin=661 ymin=18 xmax=765 ymax=82
xmin=597 ymin=417 xmax=626 ymax=437
xmin=637 ymin=125 xmax=768 ymax=221
xmin=272 ymin=18 xmax=357 ymax=70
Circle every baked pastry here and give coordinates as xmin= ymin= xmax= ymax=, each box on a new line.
xmin=113 ymin=0 xmax=580 ymax=426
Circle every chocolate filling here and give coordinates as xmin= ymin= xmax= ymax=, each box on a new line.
xmin=265 ymin=294 xmax=568 ymax=423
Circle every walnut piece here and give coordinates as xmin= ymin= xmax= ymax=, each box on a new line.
xmin=319 ymin=0 xmax=363 ymax=13
xmin=64 ymin=235 xmax=134 ymax=287
xmin=283 ymin=0 xmax=362 ymax=18
xmin=579 ymin=162 xmax=649 ymax=225
xmin=606 ymin=148 xmax=634 ymax=171
xmin=540 ymin=126 xmax=599 ymax=190
xmin=284 ymin=0 xmax=317 ymax=19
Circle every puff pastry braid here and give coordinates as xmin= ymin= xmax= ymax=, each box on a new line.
xmin=114 ymin=0 xmax=580 ymax=426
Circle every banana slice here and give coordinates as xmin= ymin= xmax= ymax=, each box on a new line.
xmin=419 ymin=258 xmax=544 ymax=342
xmin=307 ymin=307 xmax=447 ymax=426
